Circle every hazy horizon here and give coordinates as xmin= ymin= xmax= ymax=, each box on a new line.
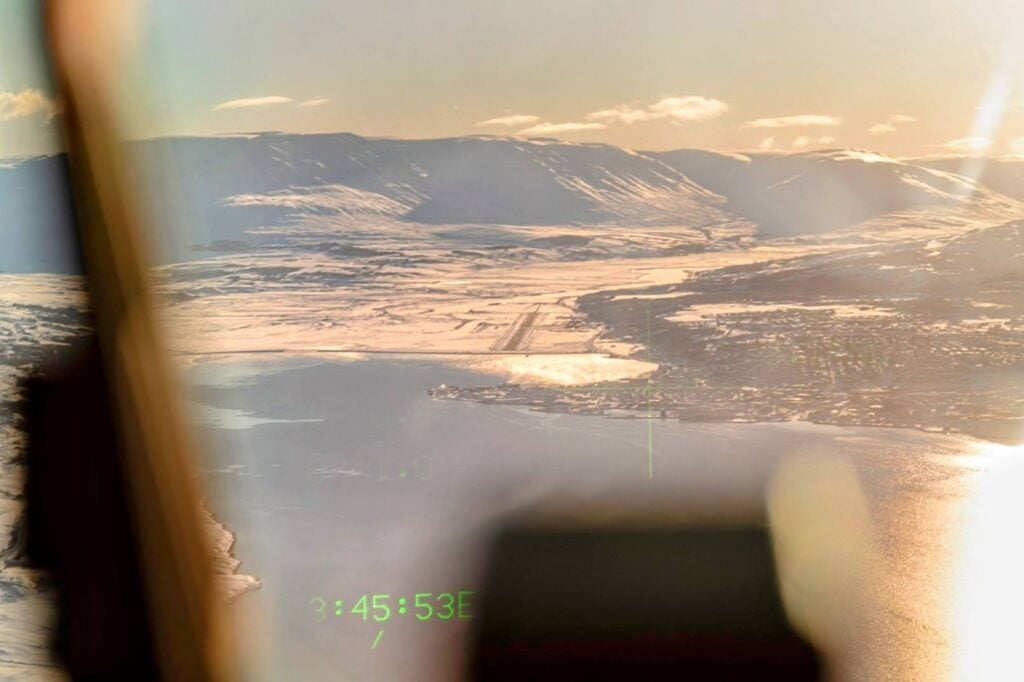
xmin=6 ymin=128 xmax=1024 ymax=164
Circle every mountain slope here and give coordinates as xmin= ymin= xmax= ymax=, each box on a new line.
xmin=0 ymin=156 xmax=78 ymax=274
xmin=5 ymin=134 xmax=1024 ymax=274
xmin=650 ymin=148 xmax=1024 ymax=238
xmin=136 ymin=133 xmax=732 ymax=235
xmin=911 ymin=156 xmax=1024 ymax=201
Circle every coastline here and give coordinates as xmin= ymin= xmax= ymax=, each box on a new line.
xmin=430 ymin=380 xmax=1021 ymax=446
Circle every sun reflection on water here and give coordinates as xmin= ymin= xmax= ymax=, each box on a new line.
xmin=950 ymin=441 xmax=1024 ymax=681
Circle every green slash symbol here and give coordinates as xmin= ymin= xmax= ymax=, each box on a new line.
xmin=371 ymin=629 xmax=384 ymax=650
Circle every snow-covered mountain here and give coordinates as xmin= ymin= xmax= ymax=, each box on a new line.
xmin=650 ymin=148 xmax=1024 ymax=237
xmin=135 ymin=133 xmax=731 ymax=246
xmin=4 ymin=134 xmax=1024 ymax=273
xmin=911 ymin=156 xmax=1024 ymax=201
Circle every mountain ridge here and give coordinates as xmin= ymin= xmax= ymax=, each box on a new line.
xmin=3 ymin=132 xmax=1023 ymax=273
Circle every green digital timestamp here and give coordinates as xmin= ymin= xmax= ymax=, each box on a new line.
xmin=310 ymin=591 xmax=474 ymax=623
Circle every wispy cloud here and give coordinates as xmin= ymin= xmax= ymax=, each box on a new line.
xmin=517 ymin=121 xmax=606 ymax=136
xmin=0 ymin=89 xmax=60 ymax=122
xmin=793 ymin=135 xmax=837 ymax=148
xmin=745 ymin=114 xmax=841 ymax=129
xmin=586 ymin=95 xmax=728 ymax=125
xmin=649 ymin=96 xmax=728 ymax=121
xmin=475 ymin=114 xmax=540 ymax=127
xmin=213 ymin=96 xmax=293 ymax=111
xmin=887 ymin=114 xmax=917 ymax=125
xmin=938 ymin=137 xmax=993 ymax=152
xmin=586 ymin=105 xmax=651 ymax=124
xmin=757 ymin=137 xmax=775 ymax=150
xmin=299 ymin=97 xmax=330 ymax=108
xmin=868 ymin=113 xmax=917 ymax=135
xmin=1011 ymin=137 xmax=1024 ymax=154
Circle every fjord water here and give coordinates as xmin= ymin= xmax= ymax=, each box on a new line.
xmin=190 ymin=357 xmax=982 ymax=681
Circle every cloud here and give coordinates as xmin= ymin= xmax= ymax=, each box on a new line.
xmin=586 ymin=95 xmax=728 ymax=125
xmin=868 ymin=113 xmax=917 ymax=135
xmin=479 ymin=95 xmax=727 ymax=136
xmin=647 ymin=96 xmax=729 ymax=122
xmin=758 ymin=137 xmax=775 ymax=150
xmin=475 ymin=114 xmax=540 ymax=127
xmin=886 ymin=114 xmax=916 ymax=125
xmin=793 ymin=135 xmax=836 ymax=149
xmin=0 ymin=88 xmax=60 ymax=122
xmin=586 ymin=105 xmax=652 ymax=124
xmin=517 ymin=121 xmax=607 ymax=136
xmin=939 ymin=137 xmax=993 ymax=152
xmin=213 ymin=96 xmax=293 ymax=111
xmin=298 ymin=97 xmax=330 ymax=108
xmin=1011 ymin=137 xmax=1024 ymax=154
xmin=745 ymin=114 xmax=841 ymax=129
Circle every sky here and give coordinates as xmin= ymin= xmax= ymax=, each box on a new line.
xmin=3 ymin=0 xmax=1024 ymax=158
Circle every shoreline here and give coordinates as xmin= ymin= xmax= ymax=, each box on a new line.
xmin=185 ymin=350 xmax=1018 ymax=446
xmin=432 ymin=384 xmax=1021 ymax=446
